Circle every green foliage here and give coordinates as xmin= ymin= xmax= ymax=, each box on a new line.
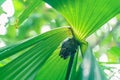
xmin=0 ymin=0 xmax=5 ymax=14
xmin=77 ymin=46 xmax=107 ymax=80
xmin=36 ymin=49 xmax=70 ymax=80
xmin=0 ymin=0 xmax=5 ymax=6
xmin=0 ymin=27 xmax=71 ymax=79
xmin=108 ymin=47 xmax=120 ymax=57
xmin=0 ymin=27 xmax=71 ymax=60
xmin=0 ymin=7 xmax=5 ymax=14
xmin=17 ymin=0 xmax=43 ymax=26
xmin=44 ymin=0 xmax=120 ymax=41
xmin=0 ymin=0 xmax=120 ymax=80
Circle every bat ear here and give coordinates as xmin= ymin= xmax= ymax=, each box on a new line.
xmin=59 ymin=48 xmax=66 ymax=53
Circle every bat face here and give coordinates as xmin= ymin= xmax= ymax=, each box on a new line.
xmin=59 ymin=37 xmax=79 ymax=59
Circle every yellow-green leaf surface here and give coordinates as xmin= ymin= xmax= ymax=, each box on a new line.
xmin=0 ymin=27 xmax=71 ymax=80
xmin=108 ymin=47 xmax=120 ymax=57
xmin=44 ymin=0 xmax=120 ymax=41
xmin=0 ymin=7 xmax=5 ymax=14
xmin=35 ymin=49 xmax=70 ymax=80
xmin=36 ymin=48 xmax=78 ymax=80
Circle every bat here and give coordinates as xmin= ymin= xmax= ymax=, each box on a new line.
xmin=59 ymin=37 xmax=79 ymax=59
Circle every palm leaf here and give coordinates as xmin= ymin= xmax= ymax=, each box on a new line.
xmin=67 ymin=50 xmax=78 ymax=80
xmin=0 ymin=27 xmax=71 ymax=60
xmin=35 ymin=49 xmax=70 ymax=80
xmin=1 ymin=0 xmax=119 ymax=80
xmin=16 ymin=0 xmax=42 ymax=26
xmin=0 ymin=27 xmax=71 ymax=80
xmin=36 ymin=47 xmax=79 ymax=80
xmin=77 ymin=46 xmax=107 ymax=80
xmin=44 ymin=0 xmax=120 ymax=41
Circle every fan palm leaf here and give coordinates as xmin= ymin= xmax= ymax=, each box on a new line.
xmin=44 ymin=0 xmax=120 ymax=41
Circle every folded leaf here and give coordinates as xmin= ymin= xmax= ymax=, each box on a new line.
xmin=44 ymin=0 xmax=120 ymax=41
xmin=68 ymin=51 xmax=78 ymax=80
xmin=0 ymin=27 xmax=72 ymax=61
xmin=0 ymin=27 xmax=71 ymax=80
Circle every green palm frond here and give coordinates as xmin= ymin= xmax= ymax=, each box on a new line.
xmin=1 ymin=0 xmax=120 ymax=80
xmin=0 ymin=27 xmax=71 ymax=60
xmin=36 ymin=46 xmax=78 ymax=80
xmin=44 ymin=0 xmax=120 ymax=41
xmin=35 ymin=49 xmax=70 ymax=80
xmin=0 ymin=27 xmax=71 ymax=80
